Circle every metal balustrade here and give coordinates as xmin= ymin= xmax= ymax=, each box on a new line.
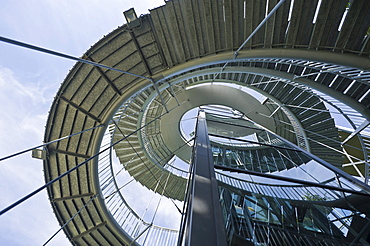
xmin=215 ymin=171 xmax=359 ymax=202
xmin=98 ymin=129 xmax=180 ymax=246
xmin=219 ymin=186 xmax=369 ymax=246
xmin=99 ymin=114 xmax=366 ymax=245
xmin=100 ymin=79 xmax=370 ymax=244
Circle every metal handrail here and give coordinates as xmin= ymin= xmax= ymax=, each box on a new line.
xmin=215 ymin=171 xmax=346 ymax=201
xmin=99 ymin=122 xmax=180 ymax=245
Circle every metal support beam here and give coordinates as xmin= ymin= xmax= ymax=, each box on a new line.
xmin=59 ymin=95 xmax=102 ymax=123
xmin=126 ymin=29 xmax=169 ymax=111
xmin=283 ymin=104 xmax=347 ymax=115
xmin=86 ymin=56 xmax=122 ymax=96
xmin=184 ymin=110 xmax=227 ymax=246
xmin=48 ymin=148 xmax=91 ymax=159
xmin=214 ymin=0 xmax=286 ymax=80
xmin=44 ymin=194 xmax=98 ymax=245
xmin=71 ymin=222 xmax=107 ymax=241
xmin=214 ymin=165 xmax=370 ymax=197
xmin=0 ymin=36 xmax=152 ymax=82
xmin=0 ymin=106 xmax=175 ymax=216
xmin=342 ymin=120 xmax=370 ymax=145
xmin=152 ymin=81 xmax=169 ymax=113
xmin=261 ymin=126 xmax=370 ymax=194
xmin=234 ymin=0 xmax=286 ymax=59
xmin=0 ymin=124 xmax=103 ymax=162
xmin=208 ymin=133 xmax=299 ymax=152
xmin=292 ymin=67 xmax=342 ymax=80
xmin=205 ymin=113 xmax=370 ymax=194
xmin=52 ymin=193 xmax=95 ymax=202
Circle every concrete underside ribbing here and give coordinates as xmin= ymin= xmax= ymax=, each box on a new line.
xmin=43 ymin=0 xmax=370 ymax=245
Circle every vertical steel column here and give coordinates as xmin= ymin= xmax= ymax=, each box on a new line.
xmin=185 ymin=110 xmax=227 ymax=246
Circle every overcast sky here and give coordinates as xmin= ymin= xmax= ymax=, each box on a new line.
xmin=0 ymin=1 xmax=165 ymax=245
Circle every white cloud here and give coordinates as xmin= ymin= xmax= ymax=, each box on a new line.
xmin=0 ymin=66 xmax=69 ymax=245
xmin=0 ymin=67 xmax=50 ymax=150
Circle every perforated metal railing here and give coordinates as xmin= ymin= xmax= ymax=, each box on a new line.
xmin=215 ymin=171 xmax=350 ymax=201
xmin=99 ymin=125 xmax=369 ymax=246
xmin=98 ymin=129 xmax=179 ymax=246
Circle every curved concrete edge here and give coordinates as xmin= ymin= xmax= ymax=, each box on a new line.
xmin=153 ymin=49 xmax=370 ymax=82
xmin=159 ymin=84 xmax=277 ymax=162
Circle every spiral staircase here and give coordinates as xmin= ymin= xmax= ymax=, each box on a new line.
xmin=42 ymin=0 xmax=370 ymax=245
